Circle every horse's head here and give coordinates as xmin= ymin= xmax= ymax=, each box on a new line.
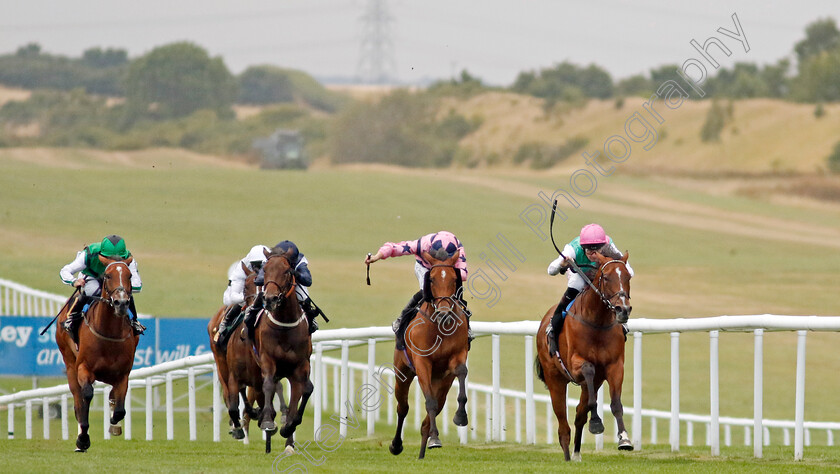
xmin=261 ymin=247 xmax=296 ymax=313
xmin=241 ymin=261 xmax=259 ymax=308
xmin=421 ymin=249 xmax=462 ymax=301
xmin=592 ymin=251 xmax=632 ymax=323
xmin=98 ymin=254 xmax=133 ymax=317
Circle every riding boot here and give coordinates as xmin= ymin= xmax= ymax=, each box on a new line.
xmin=546 ymin=288 xmax=580 ymax=358
xmin=214 ymin=304 xmax=243 ymax=345
xmin=456 ymin=294 xmax=474 ymax=350
xmin=394 ymin=290 xmax=424 ymax=351
xmin=128 ymin=297 xmax=145 ymax=335
xmin=62 ymin=293 xmax=89 ymax=343
xmin=301 ymin=298 xmax=319 ymax=334
xmin=244 ymin=294 xmax=264 ymax=341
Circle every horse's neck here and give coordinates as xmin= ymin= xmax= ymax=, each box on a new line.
xmin=268 ymin=296 xmax=301 ymax=323
xmin=577 ymin=289 xmax=613 ymax=325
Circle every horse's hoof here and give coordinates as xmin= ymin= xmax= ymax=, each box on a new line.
xmin=260 ymin=421 xmax=277 ymax=435
xmin=76 ymin=433 xmax=90 ymax=451
xmin=618 ymin=439 xmax=634 ymax=451
xmin=284 ymin=445 xmax=295 ymax=455
xmin=453 ymin=411 xmax=468 ymax=427
xmin=279 ymin=424 xmax=295 ymax=439
xmin=427 ymin=436 xmax=442 ymax=449
xmin=588 ymin=418 xmax=604 ymax=435
xmin=74 ymin=448 xmax=87 ymax=453
xmin=572 ymin=452 xmax=582 ymax=462
xmin=231 ymin=427 xmax=245 ymax=440
xmin=389 ymin=442 xmax=403 ymax=455
xmin=109 ymin=425 xmax=122 ymax=437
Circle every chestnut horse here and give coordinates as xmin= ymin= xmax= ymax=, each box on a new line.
xmin=389 ymin=249 xmax=469 ymax=460
xmin=208 ymin=263 xmax=287 ymax=443
xmin=535 ymin=251 xmax=633 ymax=461
xmin=255 ymin=248 xmax=313 ymax=453
xmin=56 ymin=256 xmax=139 ymax=452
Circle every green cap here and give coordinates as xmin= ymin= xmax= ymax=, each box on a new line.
xmin=100 ymin=235 xmax=128 ymax=258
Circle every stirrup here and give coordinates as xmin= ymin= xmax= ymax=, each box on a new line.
xmin=131 ymin=319 xmax=146 ymax=335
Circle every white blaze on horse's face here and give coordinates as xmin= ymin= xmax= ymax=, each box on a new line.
xmin=441 ymin=270 xmax=447 ymax=279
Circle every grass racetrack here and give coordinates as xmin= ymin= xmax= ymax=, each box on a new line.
xmin=2 ymin=148 xmax=840 ymax=471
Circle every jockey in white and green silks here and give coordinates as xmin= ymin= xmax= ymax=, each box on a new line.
xmin=545 ymin=224 xmax=633 ymax=357
xmin=59 ymin=235 xmax=145 ymax=335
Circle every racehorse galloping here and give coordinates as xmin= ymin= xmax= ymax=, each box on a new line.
xmin=255 ymin=248 xmax=313 ymax=453
xmin=389 ymin=249 xmax=470 ymax=460
xmin=208 ymin=264 xmax=285 ymax=443
xmin=535 ymin=252 xmax=633 ymax=461
xmin=56 ymin=255 xmax=139 ymax=452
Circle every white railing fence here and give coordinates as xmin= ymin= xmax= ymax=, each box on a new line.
xmin=2 ymin=317 xmax=840 ymax=461
xmin=0 ymin=277 xmax=152 ymax=318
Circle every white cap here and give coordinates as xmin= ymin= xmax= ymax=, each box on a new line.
xmin=245 ymin=245 xmax=270 ymax=265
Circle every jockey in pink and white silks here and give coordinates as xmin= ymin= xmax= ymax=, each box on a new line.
xmin=545 ymin=223 xmax=633 ymax=357
xmin=365 ymin=231 xmax=472 ymax=351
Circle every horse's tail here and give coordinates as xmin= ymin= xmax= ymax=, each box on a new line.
xmin=534 ymin=356 xmax=545 ymax=384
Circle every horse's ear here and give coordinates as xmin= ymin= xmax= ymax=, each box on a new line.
xmin=421 ymin=251 xmax=434 ymax=264
xmin=241 ymin=261 xmax=251 ymax=275
xmin=444 ymin=251 xmax=459 ymax=266
xmin=98 ymin=254 xmax=111 ymax=266
xmin=593 ymin=252 xmax=610 ymax=265
xmin=621 ymin=251 xmax=629 ymax=263
xmin=263 ymin=248 xmax=271 ymax=259
xmin=125 ymin=256 xmax=133 ymax=266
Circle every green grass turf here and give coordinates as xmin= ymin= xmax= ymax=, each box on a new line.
xmin=2 ymin=152 xmax=840 ymax=454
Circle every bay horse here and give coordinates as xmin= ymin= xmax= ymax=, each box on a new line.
xmin=389 ymin=249 xmax=469 ymax=460
xmin=255 ymin=247 xmax=313 ymax=453
xmin=535 ymin=251 xmax=633 ymax=461
xmin=55 ymin=255 xmax=139 ymax=452
xmin=208 ymin=263 xmax=287 ymax=443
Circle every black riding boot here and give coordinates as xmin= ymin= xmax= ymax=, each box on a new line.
xmin=128 ymin=297 xmax=145 ymax=335
xmin=546 ymin=288 xmax=580 ymax=357
xmin=62 ymin=293 xmax=89 ymax=343
xmin=394 ymin=290 xmax=424 ymax=351
xmin=244 ymin=294 xmax=264 ymax=341
xmin=301 ymin=298 xmax=319 ymax=334
xmin=214 ymin=304 xmax=243 ymax=346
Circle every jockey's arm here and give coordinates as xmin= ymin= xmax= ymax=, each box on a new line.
xmin=295 ymin=257 xmax=312 ymax=287
xmin=224 ymin=264 xmax=248 ymax=306
xmin=128 ymin=259 xmax=142 ymax=292
xmin=60 ymin=251 xmax=87 ymax=286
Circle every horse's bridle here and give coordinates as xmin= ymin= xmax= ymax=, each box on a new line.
xmin=262 ymin=256 xmax=297 ymax=308
xmin=101 ymin=261 xmax=132 ymax=308
xmin=592 ymin=260 xmax=631 ymax=315
xmin=425 ymin=264 xmax=467 ymax=313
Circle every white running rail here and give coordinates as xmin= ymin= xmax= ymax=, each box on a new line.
xmin=2 ymin=317 xmax=840 ymax=461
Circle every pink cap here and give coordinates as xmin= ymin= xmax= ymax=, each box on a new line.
xmin=579 ymin=224 xmax=607 ymax=245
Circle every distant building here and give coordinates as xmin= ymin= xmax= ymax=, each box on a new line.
xmin=252 ymin=129 xmax=308 ymax=170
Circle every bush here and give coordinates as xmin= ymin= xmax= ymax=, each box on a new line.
xmin=514 ymin=136 xmax=589 ymax=169
xmin=828 ymin=141 xmax=840 ymax=173
xmin=701 ymin=101 xmax=727 ymax=142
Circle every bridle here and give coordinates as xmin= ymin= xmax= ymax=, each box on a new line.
xmin=261 ymin=255 xmax=302 ymax=328
xmin=425 ymin=264 xmax=465 ymax=312
xmin=592 ymin=259 xmax=631 ymax=315
xmin=101 ymin=261 xmax=132 ymax=309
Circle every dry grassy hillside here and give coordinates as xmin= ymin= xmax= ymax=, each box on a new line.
xmin=447 ymin=92 xmax=840 ymax=174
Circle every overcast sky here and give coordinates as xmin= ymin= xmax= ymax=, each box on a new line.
xmin=1 ymin=1 xmax=836 ymax=85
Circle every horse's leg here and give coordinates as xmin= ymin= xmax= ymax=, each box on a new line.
xmin=415 ymin=362 xmax=436 ymax=460
xmin=259 ymin=359 xmax=278 ymax=434
xmin=452 ymin=362 xmax=469 ymax=427
xmin=75 ymin=364 xmax=95 ymax=452
xmin=280 ymin=362 xmax=314 ymax=439
xmin=227 ymin=377 xmax=245 ymax=440
xmin=607 ymin=362 xmax=633 ymax=450
xmin=389 ymin=360 xmax=414 ymax=456
xmin=276 ymin=381 xmax=289 ymax=426
xmin=428 ymin=375 xmax=454 ymax=450
xmin=580 ymin=362 xmax=603 ymax=435
xmin=572 ymin=386 xmax=590 ymax=462
xmin=108 ymin=377 xmax=129 ymax=437
xmin=543 ymin=372 xmax=572 ymax=461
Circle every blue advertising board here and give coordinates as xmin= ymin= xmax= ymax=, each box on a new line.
xmin=0 ymin=316 xmax=212 ymax=376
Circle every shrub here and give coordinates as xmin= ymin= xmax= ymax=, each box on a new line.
xmin=828 ymin=141 xmax=840 ymax=173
